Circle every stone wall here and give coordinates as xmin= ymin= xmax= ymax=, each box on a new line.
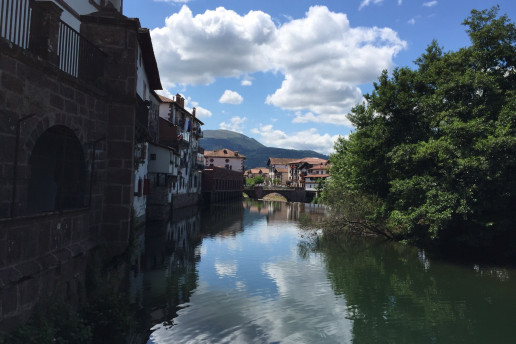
xmin=202 ymin=167 xmax=244 ymax=203
xmin=172 ymin=192 xmax=199 ymax=209
xmin=0 ymin=210 xmax=93 ymax=330
xmin=0 ymin=4 xmax=144 ymax=329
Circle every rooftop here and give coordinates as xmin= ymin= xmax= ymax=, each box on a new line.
xmin=204 ymin=148 xmax=246 ymax=159
xmin=268 ymin=157 xmax=295 ymax=165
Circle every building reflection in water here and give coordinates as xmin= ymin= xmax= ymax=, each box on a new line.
xmin=244 ymin=199 xmax=326 ymax=224
xmin=129 ymin=202 xmax=245 ymax=335
xmin=129 ymin=200 xmax=325 ymax=341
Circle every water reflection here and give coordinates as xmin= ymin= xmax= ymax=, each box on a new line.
xmin=135 ymin=201 xmax=516 ymax=344
xmin=146 ymin=201 xmax=352 ymax=344
xmin=310 ymin=235 xmax=516 ymax=344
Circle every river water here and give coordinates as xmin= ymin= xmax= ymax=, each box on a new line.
xmin=134 ymin=200 xmax=516 ymax=344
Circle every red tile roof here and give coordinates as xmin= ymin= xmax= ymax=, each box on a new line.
xmin=158 ymin=94 xmax=173 ymax=103
xmin=204 ymin=149 xmax=246 ymax=159
xmin=290 ymin=157 xmax=327 ymax=165
xmin=268 ymin=158 xmax=295 ymax=165
xmin=305 ymin=174 xmax=330 ymax=178
xmin=246 ymin=167 xmax=267 ymax=174
xmin=310 ymin=165 xmax=329 ymax=170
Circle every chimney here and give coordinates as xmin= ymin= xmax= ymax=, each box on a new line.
xmin=175 ymin=93 xmax=184 ymax=108
xmin=234 ymin=151 xmax=238 ymax=156
xmin=192 ymin=107 xmax=196 ymax=116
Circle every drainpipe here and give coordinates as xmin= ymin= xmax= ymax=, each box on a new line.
xmin=11 ymin=113 xmax=37 ymax=218
xmin=88 ymin=137 xmax=106 ymax=207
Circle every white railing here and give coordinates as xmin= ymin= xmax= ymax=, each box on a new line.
xmin=0 ymin=0 xmax=31 ymax=49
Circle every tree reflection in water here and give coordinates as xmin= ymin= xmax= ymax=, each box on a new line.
xmin=305 ymin=234 xmax=516 ymax=344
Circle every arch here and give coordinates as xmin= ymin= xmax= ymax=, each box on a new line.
xmin=27 ymin=125 xmax=87 ymax=213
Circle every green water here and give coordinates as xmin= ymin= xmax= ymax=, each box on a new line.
xmin=140 ymin=201 xmax=516 ymax=344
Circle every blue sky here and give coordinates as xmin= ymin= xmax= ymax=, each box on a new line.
xmin=124 ymin=0 xmax=515 ymax=154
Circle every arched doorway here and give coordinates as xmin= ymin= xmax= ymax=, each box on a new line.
xmin=27 ymin=125 xmax=86 ymax=213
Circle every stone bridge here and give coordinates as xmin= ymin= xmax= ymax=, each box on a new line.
xmin=243 ymin=186 xmax=309 ymax=203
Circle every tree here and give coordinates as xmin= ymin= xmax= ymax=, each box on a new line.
xmin=323 ymin=7 xmax=516 ymax=258
xmin=245 ymin=175 xmax=265 ymax=187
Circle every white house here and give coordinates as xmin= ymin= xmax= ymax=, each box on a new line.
xmin=304 ymin=164 xmax=330 ymax=191
xmin=205 ymin=149 xmax=246 ymax=172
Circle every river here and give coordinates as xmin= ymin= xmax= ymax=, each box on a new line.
xmin=133 ymin=200 xmax=516 ymax=344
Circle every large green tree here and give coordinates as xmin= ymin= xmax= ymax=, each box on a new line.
xmin=324 ymin=7 xmax=516 ymax=258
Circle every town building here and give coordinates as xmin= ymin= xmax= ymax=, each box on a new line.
xmin=145 ymin=93 xmax=205 ymax=219
xmin=288 ymin=157 xmax=328 ymax=188
xmin=202 ymin=167 xmax=244 ymax=203
xmin=0 ymin=0 xmax=202 ymax=329
xmin=244 ymin=167 xmax=268 ymax=181
xmin=303 ymin=163 xmax=331 ymax=191
xmin=267 ymin=158 xmax=292 ymax=185
xmin=204 ymin=148 xmax=245 ymax=172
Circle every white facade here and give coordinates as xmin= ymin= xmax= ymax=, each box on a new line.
xmin=148 ymin=145 xmax=178 ymax=175
xmin=133 ymin=142 xmax=149 ymax=224
xmin=205 ymin=149 xmax=245 ymax=172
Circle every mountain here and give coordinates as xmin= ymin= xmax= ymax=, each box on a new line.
xmin=200 ymin=129 xmax=329 ymax=169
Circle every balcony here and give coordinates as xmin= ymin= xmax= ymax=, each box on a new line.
xmin=1 ymin=0 xmax=106 ymax=87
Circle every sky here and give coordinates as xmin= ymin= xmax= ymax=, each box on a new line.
xmin=123 ymin=0 xmax=516 ymax=155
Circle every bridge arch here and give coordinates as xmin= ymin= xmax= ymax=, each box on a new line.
xmin=243 ymin=187 xmax=306 ymax=203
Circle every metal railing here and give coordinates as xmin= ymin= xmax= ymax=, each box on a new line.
xmin=0 ymin=0 xmax=31 ymax=49
xmin=58 ymin=20 xmax=106 ymax=84
xmin=1 ymin=0 xmax=105 ymax=86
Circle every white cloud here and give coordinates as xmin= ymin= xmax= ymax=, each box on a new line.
xmin=241 ymin=74 xmax=253 ymax=86
xmin=359 ymin=0 xmax=384 ymax=10
xmin=423 ymin=1 xmax=437 ymax=7
xmin=193 ymin=106 xmax=212 ymax=118
xmin=214 ymin=261 xmax=237 ymax=278
xmin=264 ymin=6 xmax=404 ymax=123
xmin=151 ymin=5 xmax=406 ymax=126
xmin=408 ymin=18 xmax=416 ymax=25
xmin=184 ymin=97 xmax=213 ymax=118
xmin=219 ymin=90 xmax=244 ymax=104
xmin=291 ymin=111 xmax=353 ymax=126
xmin=151 ymin=5 xmax=275 ymax=87
xmin=220 ymin=116 xmax=247 ymax=132
xmin=250 ymin=124 xmax=341 ymax=155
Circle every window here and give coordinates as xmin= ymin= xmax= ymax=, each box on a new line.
xmin=150 ymin=154 xmax=157 ymax=160
xmin=225 ymin=159 xmax=229 ymax=163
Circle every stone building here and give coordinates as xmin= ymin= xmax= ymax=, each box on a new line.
xmin=202 ymin=166 xmax=244 ymax=203
xmin=0 ymin=0 xmax=162 ymax=329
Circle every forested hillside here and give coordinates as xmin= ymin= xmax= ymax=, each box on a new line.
xmin=200 ymin=130 xmax=328 ymax=168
